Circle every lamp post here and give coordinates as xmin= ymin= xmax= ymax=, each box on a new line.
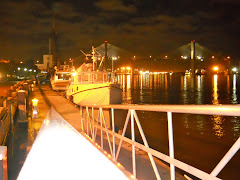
xmin=111 ymin=57 xmax=117 ymax=82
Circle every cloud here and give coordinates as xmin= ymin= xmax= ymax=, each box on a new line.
xmin=94 ymin=0 xmax=137 ymax=14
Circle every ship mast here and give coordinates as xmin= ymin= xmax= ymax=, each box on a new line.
xmin=80 ymin=46 xmax=102 ymax=71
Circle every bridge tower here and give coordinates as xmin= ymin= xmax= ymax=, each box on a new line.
xmin=190 ymin=40 xmax=196 ymax=75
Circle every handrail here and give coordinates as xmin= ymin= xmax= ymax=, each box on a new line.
xmin=79 ymin=104 xmax=240 ymax=180
xmin=80 ymin=104 xmax=240 ymax=116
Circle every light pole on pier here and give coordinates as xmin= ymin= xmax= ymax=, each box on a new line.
xmin=111 ymin=57 xmax=117 ymax=82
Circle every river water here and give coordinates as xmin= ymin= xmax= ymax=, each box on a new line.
xmin=117 ymin=73 xmax=240 ymax=180
xmin=1 ymin=77 xmax=239 ymax=179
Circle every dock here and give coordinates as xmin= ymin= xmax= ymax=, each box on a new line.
xmin=23 ymin=84 xmax=185 ymax=180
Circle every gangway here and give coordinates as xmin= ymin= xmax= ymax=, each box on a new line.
xmin=17 ymin=107 xmax=131 ymax=180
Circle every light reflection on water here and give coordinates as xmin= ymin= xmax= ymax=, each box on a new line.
xmin=118 ymin=74 xmax=240 ymax=138
xmin=117 ymin=73 xmax=240 ymax=179
xmin=212 ymin=75 xmax=224 ymax=137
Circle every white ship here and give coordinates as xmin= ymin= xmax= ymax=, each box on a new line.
xmin=50 ymin=65 xmax=72 ymax=91
xmin=66 ymin=46 xmax=122 ymax=105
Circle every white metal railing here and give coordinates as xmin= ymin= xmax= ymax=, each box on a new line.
xmin=79 ymin=104 xmax=240 ymax=180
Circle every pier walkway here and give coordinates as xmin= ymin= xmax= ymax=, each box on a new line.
xmin=12 ymin=83 xmax=185 ymax=180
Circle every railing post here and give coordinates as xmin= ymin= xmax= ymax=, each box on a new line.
xmin=80 ymin=106 xmax=84 ymax=131
xmin=92 ymin=107 xmax=95 ymax=141
xmin=167 ymin=111 xmax=175 ymax=180
xmin=131 ymin=109 xmax=136 ymax=179
xmin=100 ymin=108 xmax=103 ymax=149
xmin=111 ymin=108 xmax=115 ymax=160
xmin=86 ymin=107 xmax=89 ymax=135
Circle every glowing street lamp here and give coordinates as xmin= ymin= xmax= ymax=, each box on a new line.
xmin=213 ymin=66 xmax=219 ymax=71
xmin=111 ymin=57 xmax=117 ymax=82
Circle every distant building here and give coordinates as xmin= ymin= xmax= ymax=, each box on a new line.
xmin=35 ymin=55 xmax=53 ymax=71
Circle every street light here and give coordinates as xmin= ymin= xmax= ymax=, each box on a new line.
xmin=112 ymin=57 xmax=117 ymax=72
xmin=213 ymin=66 xmax=219 ymax=71
xmin=111 ymin=57 xmax=117 ymax=82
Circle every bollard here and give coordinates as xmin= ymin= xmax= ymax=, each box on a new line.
xmin=32 ymin=98 xmax=39 ymax=119
xmin=17 ymin=90 xmax=26 ymax=121
xmin=0 ymin=146 xmax=8 ymax=180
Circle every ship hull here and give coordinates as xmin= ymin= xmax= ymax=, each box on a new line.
xmin=51 ymin=79 xmax=70 ymax=91
xmin=66 ymin=83 xmax=122 ymax=105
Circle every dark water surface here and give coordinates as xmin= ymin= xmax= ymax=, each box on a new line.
xmin=117 ymin=74 xmax=240 ymax=180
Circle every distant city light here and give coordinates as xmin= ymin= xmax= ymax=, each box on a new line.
xmin=33 ymin=70 xmax=36 ymax=72
xmin=197 ymin=56 xmax=202 ymax=59
xmin=149 ymin=55 xmax=152 ymax=58
xmin=181 ymin=56 xmax=188 ymax=59
xmin=212 ymin=56 xmax=215 ymax=59
xmin=232 ymin=67 xmax=237 ymax=72
xmin=20 ymin=61 xmax=23 ymax=64
xmin=227 ymin=56 xmax=230 ymax=59
xmin=24 ymin=68 xmax=27 ymax=71
xmin=165 ymin=56 xmax=168 ymax=58
xmin=18 ymin=67 xmax=20 ymax=70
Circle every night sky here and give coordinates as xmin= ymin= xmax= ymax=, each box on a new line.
xmin=0 ymin=0 xmax=239 ymax=61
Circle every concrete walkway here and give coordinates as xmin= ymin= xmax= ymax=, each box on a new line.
xmin=27 ymin=83 xmax=186 ymax=180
